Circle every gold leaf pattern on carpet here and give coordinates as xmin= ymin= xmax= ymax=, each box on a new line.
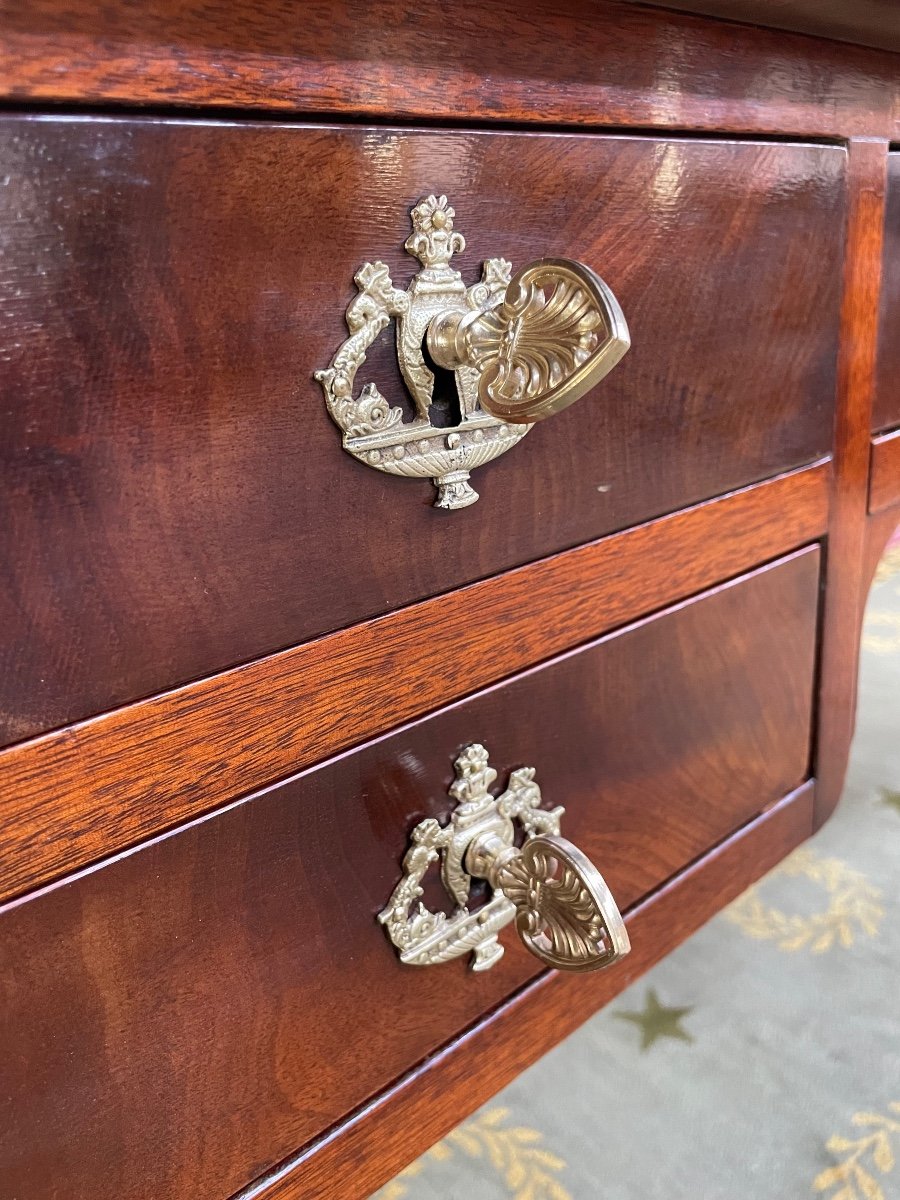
xmin=724 ymin=848 xmax=883 ymax=953
xmin=873 ymin=546 xmax=900 ymax=583
xmin=863 ymin=609 xmax=900 ymax=654
xmin=814 ymin=1103 xmax=900 ymax=1199
xmin=381 ymin=1109 xmax=571 ymax=1200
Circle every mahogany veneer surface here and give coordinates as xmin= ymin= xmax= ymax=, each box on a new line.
xmin=0 ymin=462 xmax=829 ymax=906
xmin=0 ymin=117 xmax=844 ymax=746
xmin=1 ymin=4 xmax=894 ymax=1197
xmin=2 ymin=0 xmax=900 ymax=137
xmin=874 ymin=153 xmax=900 ymax=433
xmin=0 ymin=549 xmax=819 ymax=1200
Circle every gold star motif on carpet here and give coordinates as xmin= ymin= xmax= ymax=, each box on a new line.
xmin=880 ymin=787 xmax=900 ymax=816
xmin=614 ymin=988 xmax=695 ymax=1051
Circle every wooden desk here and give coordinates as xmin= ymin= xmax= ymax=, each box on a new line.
xmin=0 ymin=3 xmax=898 ymax=1196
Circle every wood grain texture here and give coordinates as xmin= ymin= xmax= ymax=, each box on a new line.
xmin=869 ymin=429 xmax=900 ymax=514
xmin=241 ymin=784 xmax=816 ymax=1200
xmin=873 ymin=153 xmax=900 ymax=433
xmin=815 ymin=138 xmax=889 ymax=828
xmin=0 ymin=462 xmax=829 ymax=906
xmin=1 ymin=0 xmax=900 ymax=137
xmin=0 ymin=553 xmax=820 ymax=1200
xmin=0 ymin=117 xmax=845 ymax=746
xmin=627 ymin=0 xmax=900 ymax=52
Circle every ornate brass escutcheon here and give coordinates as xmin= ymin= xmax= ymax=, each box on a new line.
xmin=378 ymin=744 xmax=631 ymax=973
xmin=315 ymin=195 xmax=630 ymax=510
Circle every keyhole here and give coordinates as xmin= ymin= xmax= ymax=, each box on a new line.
xmin=421 ymin=338 xmax=463 ymax=428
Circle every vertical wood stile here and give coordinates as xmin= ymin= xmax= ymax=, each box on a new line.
xmin=815 ymin=137 xmax=890 ymax=825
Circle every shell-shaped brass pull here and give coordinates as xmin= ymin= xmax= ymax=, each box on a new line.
xmin=315 ymin=196 xmax=630 ymax=510
xmin=488 ymin=835 xmax=631 ymax=972
xmin=426 ymin=258 xmax=630 ymax=424
xmin=378 ymin=744 xmax=630 ymax=973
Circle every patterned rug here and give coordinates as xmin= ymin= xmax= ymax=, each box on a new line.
xmin=376 ymin=540 xmax=900 ymax=1200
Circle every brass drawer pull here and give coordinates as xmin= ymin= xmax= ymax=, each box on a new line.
xmin=379 ymin=744 xmax=630 ymax=973
xmin=315 ymin=195 xmax=629 ymax=510
xmin=426 ymin=257 xmax=628 ymax=424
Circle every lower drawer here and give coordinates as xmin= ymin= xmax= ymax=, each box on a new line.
xmin=0 ymin=548 xmax=819 ymax=1200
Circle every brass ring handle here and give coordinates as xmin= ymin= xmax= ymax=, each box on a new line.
xmin=316 ymin=195 xmax=630 ymax=510
xmin=378 ymin=744 xmax=630 ymax=973
xmin=426 ymin=257 xmax=630 ymax=424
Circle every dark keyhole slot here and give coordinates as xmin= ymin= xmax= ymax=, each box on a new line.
xmin=421 ymin=337 xmax=462 ymax=428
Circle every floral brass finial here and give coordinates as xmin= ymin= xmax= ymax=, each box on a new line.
xmin=404 ymin=194 xmax=466 ymax=270
xmin=448 ymin=742 xmax=497 ymax=812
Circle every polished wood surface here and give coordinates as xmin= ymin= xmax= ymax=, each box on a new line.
xmin=815 ymin=139 xmax=889 ymax=827
xmin=1 ymin=0 xmax=900 ymax=138
xmin=0 ymin=117 xmax=844 ymax=748
xmin=869 ymin=429 xmax=900 ymax=514
xmin=252 ymin=783 xmax=815 ymax=1200
xmin=874 ymin=153 xmax=900 ymax=433
xmin=2 ymin=3 xmax=897 ymax=1194
xmin=0 ymin=462 xmax=828 ymax=905
xmin=631 ymin=0 xmax=900 ymax=52
xmin=0 ymin=551 xmax=819 ymax=1200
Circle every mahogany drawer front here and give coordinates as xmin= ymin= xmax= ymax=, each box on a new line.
xmin=0 ymin=547 xmax=818 ymax=1200
xmin=0 ymin=117 xmax=844 ymax=748
xmin=874 ymin=152 xmax=900 ymax=432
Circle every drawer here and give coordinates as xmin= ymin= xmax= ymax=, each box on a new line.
xmin=0 ymin=116 xmax=843 ymax=746
xmin=0 ymin=547 xmax=819 ymax=1200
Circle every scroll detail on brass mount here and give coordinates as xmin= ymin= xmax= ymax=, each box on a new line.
xmin=315 ymin=195 xmax=630 ymax=510
xmin=378 ymin=744 xmax=631 ymax=973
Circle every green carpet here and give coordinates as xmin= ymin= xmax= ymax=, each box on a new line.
xmin=375 ymin=543 xmax=900 ymax=1200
